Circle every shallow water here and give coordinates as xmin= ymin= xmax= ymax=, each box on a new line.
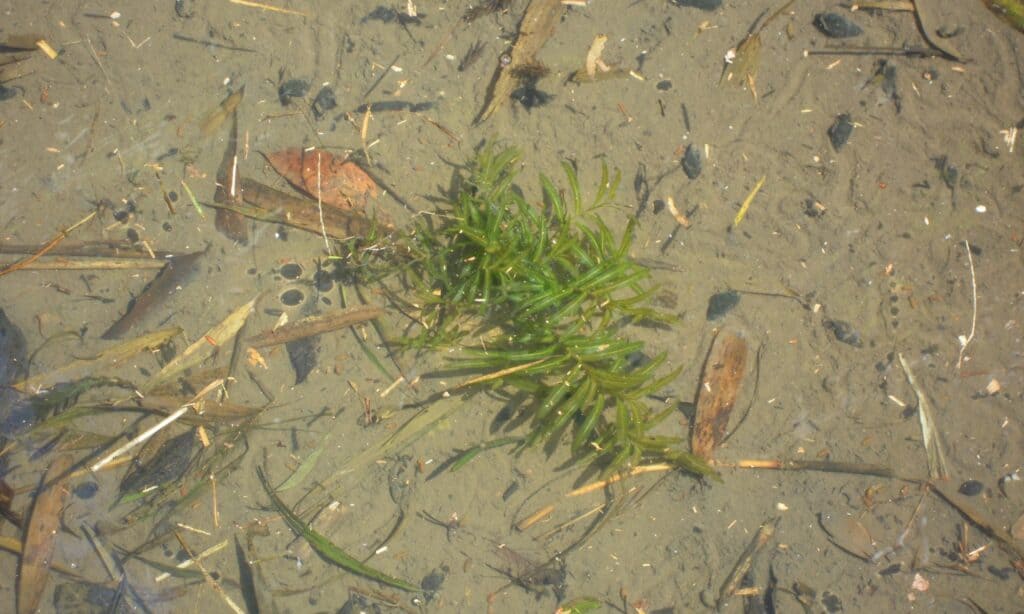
xmin=1 ymin=1 xmax=1022 ymax=612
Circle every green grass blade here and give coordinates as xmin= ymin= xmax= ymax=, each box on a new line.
xmin=257 ymin=466 xmax=420 ymax=591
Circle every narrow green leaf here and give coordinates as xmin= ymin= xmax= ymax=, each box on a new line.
xmin=256 ymin=467 xmax=419 ymax=592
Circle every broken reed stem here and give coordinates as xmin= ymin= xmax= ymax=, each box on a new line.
xmin=316 ymin=150 xmax=330 ymax=252
xmin=957 ymin=239 xmax=977 ymax=371
xmin=567 ymin=463 xmax=673 ymax=497
xmin=0 ymin=257 xmax=166 ymax=270
xmin=155 ymin=538 xmax=229 ymax=582
xmin=90 ymin=379 xmax=224 ymax=472
xmin=0 ymin=211 xmax=96 ymax=277
xmin=173 ymin=532 xmax=245 ymax=614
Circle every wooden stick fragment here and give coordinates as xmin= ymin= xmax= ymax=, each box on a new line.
xmin=174 ymin=532 xmax=245 ymax=614
xmin=91 ymin=379 xmax=224 ymax=472
xmin=0 ymin=211 xmax=96 ymax=277
xmin=716 ymin=518 xmax=777 ymax=610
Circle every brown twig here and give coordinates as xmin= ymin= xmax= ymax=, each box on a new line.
xmin=0 ymin=211 xmax=96 ymax=277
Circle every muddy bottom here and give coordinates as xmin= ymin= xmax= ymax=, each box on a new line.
xmin=1 ymin=1 xmax=1022 ymax=612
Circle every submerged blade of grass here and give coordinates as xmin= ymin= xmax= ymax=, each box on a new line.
xmin=256 ymin=466 xmax=419 ymax=591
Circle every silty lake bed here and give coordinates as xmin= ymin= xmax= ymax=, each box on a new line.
xmin=1 ymin=1 xmax=1023 ymax=612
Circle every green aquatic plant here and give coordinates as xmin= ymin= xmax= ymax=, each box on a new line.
xmin=392 ymin=146 xmax=712 ymax=478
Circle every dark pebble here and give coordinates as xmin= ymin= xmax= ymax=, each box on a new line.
xmin=421 ymin=566 xmax=448 ymax=592
xmin=706 ymin=290 xmax=740 ymax=321
xmin=312 ymin=86 xmax=337 ymax=119
xmin=814 ymin=13 xmax=863 ymax=38
xmin=279 ymin=263 xmax=304 ymax=280
xmin=828 ymin=114 xmax=854 ymax=151
xmin=280 ymin=288 xmax=305 ymax=306
xmin=162 ymin=222 xmax=172 ymax=232
xmin=0 ymin=85 xmax=20 ymax=101
xmin=682 ymin=143 xmax=703 ymax=180
xmin=656 ymin=79 xmax=672 ymax=91
xmin=958 ymin=479 xmax=983 ymax=496
xmin=73 ymin=481 xmax=100 ymax=499
xmin=126 ymin=228 xmax=140 ymax=243
xmin=672 ymin=0 xmax=722 ymax=9
xmin=823 ymin=319 xmax=862 ymax=347
xmin=174 ymin=0 xmax=195 ymax=18
xmin=278 ymin=79 xmax=310 ymax=106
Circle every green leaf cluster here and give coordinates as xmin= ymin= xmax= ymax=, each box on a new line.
xmin=399 ymin=146 xmax=711 ymax=478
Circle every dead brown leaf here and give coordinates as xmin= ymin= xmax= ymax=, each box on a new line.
xmin=18 ymin=454 xmax=73 ymax=614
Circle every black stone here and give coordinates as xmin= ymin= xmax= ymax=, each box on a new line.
xmin=958 ymin=479 xmax=983 ymax=496
xmin=814 ymin=13 xmax=863 ymax=38
xmin=312 ymin=86 xmax=337 ymax=119
xmin=823 ymin=319 xmax=862 ymax=347
xmin=73 ymin=482 xmax=100 ymax=499
xmin=828 ymin=114 xmax=854 ymax=151
xmin=278 ymin=79 xmax=310 ymax=106
xmin=706 ymin=291 xmax=740 ymax=321
xmin=682 ymin=143 xmax=703 ymax=180
xmin=656 ymin=79 xmax=672 ymax=91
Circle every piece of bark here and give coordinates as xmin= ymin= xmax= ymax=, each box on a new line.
xmin=476 ymin=0 xmax=562 ymax=123
xmin=691 ymin=331 xmax=748 ymax=461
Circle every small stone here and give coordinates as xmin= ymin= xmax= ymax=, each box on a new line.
xmin=828 ymin=114 xmax=854 ymax=151
xmin=312 ymin=86 xmax=337 ymax=119
xmin=814 ymin=13 xmax=863 ymax=38
xmin=706 ymin=291 xmax=740 ymax=321
xmin=823 ymin=319 xmax=862 ymax=347
xmin=73 ymin=482 xmax=99 ymax=499
xmin=656 ymin=79 xmax=672 ymax=91
xmin=958 ymin=479 xmax=984 ymax=496
xmin=682 ymin=143 xmax=703 ymax=180
xmin=278 ymin=79 xmax=310 ymax=106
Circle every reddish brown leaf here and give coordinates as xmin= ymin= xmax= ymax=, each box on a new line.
xmin=263 ymin=148 xmax=378 ymax=210
xmin=19 ymin=454 xmax=73 ymax=614
xmin=691 ymin=331 xmax=748 ymax=461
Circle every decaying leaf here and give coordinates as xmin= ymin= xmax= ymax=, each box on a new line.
xmin=18 ymin=454 xmax=73 ymax=614
xmin=207 ymin=177 xmax=391 ymax=240
xmin=691 ymin=330 xmax=748 ymax=461
xmin=263 ymin=148 xmax=378 ymax=210
xmin=819 ymin=513 xmax=874 ymax=560
xmin=14 ymin=327 xmax=181 ymax=393
xmin=143 ymin=296 xmax=257 ymax=393
xmin=199 ymin=86 xmax=245 ymax=138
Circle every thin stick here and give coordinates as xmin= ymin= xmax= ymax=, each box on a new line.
xmin=0 ymin=257 xmax=165 ymax=270
xmin=155 ymin=538 xmax=229 ymax=582
xmin=228 ymin=0 xmax=308 ymax=16
xmin=515 ymin=505 xmax=554 ymax=531
xmin=360 ymin=105 xmax=373 ymax=165
xmin=898 ymin=354 xmax=949 ymax=479
xmin=567 ymin=463 xmax=673 ymax=497
xmin=453 ymin=358 xmax=548 ymax=390
xmin=90 ymin=379 xmax=224 ymax=472
xmin=0 ymin=211 xmax=96 ymax=277
xmin=957 ymin=239 xmax=976 ymax=371
xmin=316 ymin=151 xmax=330 ymax=252
xmin=210 ymin=474 xmax=220 ymax=529
xmin=173 ymin=532 xmax=245 ymax=614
